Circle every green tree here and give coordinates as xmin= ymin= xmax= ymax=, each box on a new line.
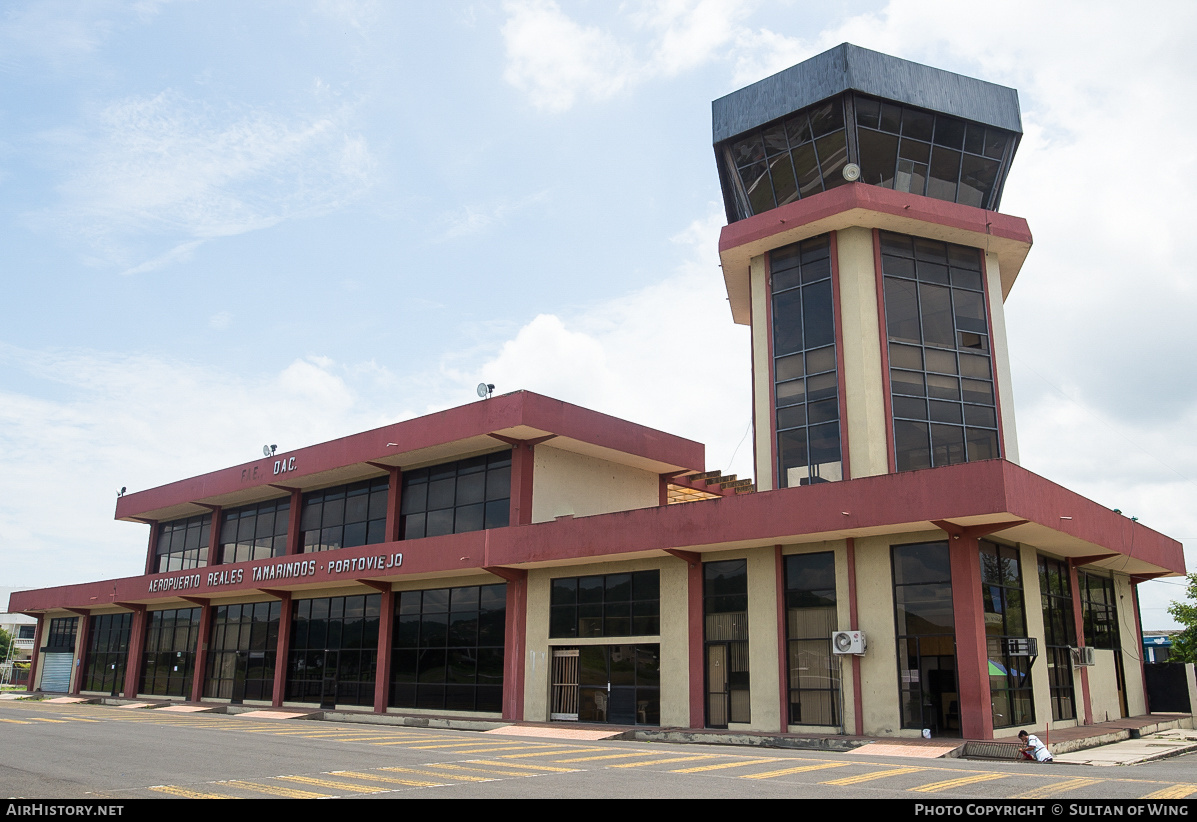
xmin=0 ymin=627 xmax=12 ymax=661
xmin=1166 ymin=573 xmax=1197 ymax=663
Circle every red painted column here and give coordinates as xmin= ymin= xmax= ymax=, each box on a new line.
xmin=1068 ymin=560 xmax=1093 ymax=725
xmin=775 ymin=546 xmax=789 ymax=732
xmin=272 ymin=592 xmax=293 ymax=707
xmin=190 ymin=602 xmax=212 ymax=703
xmin=502 ymin=571 xmax=528 ymax=721
xmin=286 ymin=491 xmax=302 ymax=556
xmin=846 ymin=537 xmax=864 ymax=736
xmin=658 ymin=474 xmax=670 ymax=507
xmin=374 ymin=587 xmax=394 ymax=713
xmin=687 ymin=558 xmax=705 ymax=728
xmin=509 ymin=444 xmax=534 ymax=526
xmin=206 ymin=508 xmax=221 ymax=565
xmin=144 ymin=521 xmax=159 ymax=576
xmin=26 ymin=616 xmax=43 ymax=693
xmin=385 ymin=466 xmax=403 ymax=542
xmin=123 ymin=606 xmax=148 ymax=698
xmin=949 ymin=535 xmax=994 ymax=740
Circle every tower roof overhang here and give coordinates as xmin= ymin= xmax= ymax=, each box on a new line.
xmin=718 ymin=183 xmax=1033 ymax=325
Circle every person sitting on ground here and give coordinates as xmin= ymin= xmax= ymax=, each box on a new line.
xmin=1018 ymin=730 xmax=1053 ymax=762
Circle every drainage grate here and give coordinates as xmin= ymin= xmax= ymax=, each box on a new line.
xmin=962 ymin=742 xmax=1022 ymax=760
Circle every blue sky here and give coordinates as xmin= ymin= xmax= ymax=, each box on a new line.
xmin=2 ymin=1 xmax=1195 ymax=629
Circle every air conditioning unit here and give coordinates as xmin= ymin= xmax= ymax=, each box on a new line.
xmin=832 ymin=630 xmax=867 ymax=655
xmin=1003 ymin=637 xmax=1038 ymax=657
xmin=1070 ymin=646 xmax=1096 ymax=667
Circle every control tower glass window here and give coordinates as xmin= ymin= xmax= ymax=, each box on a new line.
xmin=719 ymin=94 xmax=1015 ymax=221
xmin=880 ymin=232 xmax=1000 ymax=471
xmin=771 ymin=234 xmax=841 ymax=487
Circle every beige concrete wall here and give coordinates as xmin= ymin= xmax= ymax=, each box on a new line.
xmin=1019 ymin=543 xmax=1054 ymax=730
xmin=781 ymin=541 xmax=854 ymax=734
xmin=522 ymin=556 xmax=690 ymax=727
xmin=836 ymin=227 xmax=889 ymax=479
xmin=1115 ymin=573 xmax=1147 ymax=716
xmin=750 ymin=254 xmax=774 ymax=491
xmin=853 ymin=534 xmax=910 ymax=736
xmin=1088 ymin=650 xmax=1123 ymax=723
xmin=985 ymin=251 xmax=1020 ymax=464
xmin=530 ymin=446 xmax=659 ymax=524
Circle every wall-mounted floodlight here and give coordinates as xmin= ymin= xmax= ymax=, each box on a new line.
xmin=263 ymin=444 xmax=277 ymax=458
xmin=117 ymin=487 xmax=126 ymax=497
xmin=477 ymin=383 xmax=495 ymax=399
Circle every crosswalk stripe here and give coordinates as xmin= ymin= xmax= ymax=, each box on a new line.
xmin=671 ymin=758 xmax=784 ymax=773
xmin=491 ymin=747 xmax=602 ymax=759
xmin=222 ymin=779 xmax=331 ymax=799
xmin=462 ymin=759 xmax=581 ymax=774
xmin=374 ymin=767 xmax=491 ymax=782
xmin=1014 ymin=778 xmax=1101 ymax=799
xmin=1141 ymin=784 xmax=1197 ymax=799
xmin=275 ymin=774 xmax=389 ymax=793
xmin=548 ymin=751 xmax=661 ymax=764
xmin=610 ymin=755 xmax=722 ymax=769
xmin=910 ymin=773 xmax=1006 ymax=793
xmin=330 ymin=770 xmax=447 ymax=787
xmin=821 ymin=766 xmax=926 ymax=785
xmin=148 ymin=785 xmax=231 ymax=799
xmin=740 ymin=762 xmax=849 ymax=780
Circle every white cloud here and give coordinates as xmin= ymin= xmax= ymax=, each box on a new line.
xmin=41 ymin=89 xmax=376 ymax=271
xmin=0 ymin=346 xmax=395 ymax=588
xmin=208 ymin=310 xmax=232 ymax=330
xmin=501 ymin=0 xmax=750 ymax=111
xmin=434 ymin=190 xmax=550 ymax=241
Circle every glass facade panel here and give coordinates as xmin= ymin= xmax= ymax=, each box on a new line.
xmin=390 ymin=583 xmax=506 ymax=713
xmin=980 ymin=541 xmax=1033 ymax=728
xmin=220 ymin=499 xmax=289 ymax=564
xmin=892 ymin=542 xmax=958 ymax=735
xmin=771 ymin=235 xmax=841 ymax=488
xmin=401 ymin=452 xmax=511 ymax=539
xmin=82 ymin=613 xmax=131 ymax=694
xmin=154 ymin=514 xmax=211 ymax=573
xmin=1080 ymin=572 xmax=1119 ymax=650
xmin=204 ymin=601 xmax=281 ymax=702
xmin=881 ymin=232 xmax=999 ymax=471
xmin=784 ymin=552 xmax=839 ymax=726
xmin=286 ymin=594 xmax=380 ymax=707
xmin=549 ymin=570 xmax=659 ymax=639
xmin=720 ymin=92 xmax=1015 ymax=221
xmin=1038 ymin=555 xmax=1077 ymax=720
xmin=704 ymin=560 xmax=750 ymax=727
xmin=301 ymin=476 xmax=389 ymax=553
xmin=140 ymin=608 xmax=201 ymax=697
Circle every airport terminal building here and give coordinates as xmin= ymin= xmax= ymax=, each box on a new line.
xmin=9 ymin=44 xmax=1184 ymax=741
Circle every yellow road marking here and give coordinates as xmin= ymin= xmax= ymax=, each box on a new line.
xmin=822 ymin=766 xmax=926 ymax=785
xmin=0 ymin=718 xmax=31 ymax=724
xmin=406 ymin=740 xmax=530 ymax=750
xmin=30 ymin=718 xmax=68 ymax=723
xmin=275 ymin=774 xmax=389 ymax=794
xmin=329 ymin=770 xmax=444 ymax=787
xmin=491 ymin=747 xmax=603 ymax=759
xmin=741 ymin=762 xmax=849 ymax=780
xmin=222 ymin=779 xmax=331 ymax=799
xmin=148 ymin=785 xmax=230 ymax=799
xmin=671 ymin=758 xmax=784 ymax=773
xmin=1142 ymin=784 xmax=1197 ymax=799
xmin=375 ymin=766 xmax=493 ymax=783
xmin=1015 ymin=778 xmax=1102 ymax=799
xmin=548 ymin=751 xmax=661 ymax=764
xmin=610 ymin=755 xmax=722 ymax=768
xmin=910 ymin=773 xmax=1006 ymax=793
xmin=462 ymin=759 xmax=581 ymax=774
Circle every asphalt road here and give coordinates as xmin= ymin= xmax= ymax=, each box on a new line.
xmin=2 ymin=700 xmax=1195 ymax=803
